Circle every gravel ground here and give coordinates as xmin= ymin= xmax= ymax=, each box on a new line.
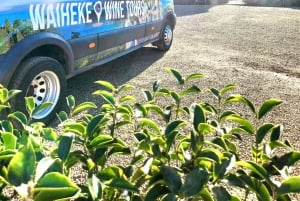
xmin=68 ymin=4 xmax=300 ymax=149
xmin=65 ymin=4 xmax=300 ymax=200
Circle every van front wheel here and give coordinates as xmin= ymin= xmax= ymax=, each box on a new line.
xmin=155 ymin=21 xmax=173 ymax=51
xmin=9 ymin=57 xmax=66 ymax=123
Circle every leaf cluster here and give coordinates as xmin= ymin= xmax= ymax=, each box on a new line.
xmin=0 ymin=69 xmax=299 ymax=200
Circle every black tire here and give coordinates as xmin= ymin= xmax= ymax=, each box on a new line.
xmin=9 ymin=56 xmax=66 ymax=123
xmin=155 ymin=20 xmax=174 ymax=51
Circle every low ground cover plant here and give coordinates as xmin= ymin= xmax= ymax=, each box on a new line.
xmin=0 ymin=68 xmax=300 ymax=200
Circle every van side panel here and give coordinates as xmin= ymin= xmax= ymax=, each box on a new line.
xmin=0 ymin=0 xmax=175 ymax=85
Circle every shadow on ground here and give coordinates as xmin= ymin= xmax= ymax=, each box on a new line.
xmin=67 ymin=47 xmax=165 ymax=101
xmin=175 ymin=5 xmax=213 ymax=16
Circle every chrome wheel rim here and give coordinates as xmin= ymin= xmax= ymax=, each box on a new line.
xmin=164 ymin=24 xmax=173 ymax=46
xmin=26 ymin=71 xmax=60 ymax=119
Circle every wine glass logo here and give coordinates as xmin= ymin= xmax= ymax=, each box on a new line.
xmin=94 ymin=1 xmax=103 ymax=25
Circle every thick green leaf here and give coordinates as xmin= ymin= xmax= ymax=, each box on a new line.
xmin=192 ymin=104 xmax=206 ymax=132
xmin=0 ymin=120 xmax=13 ymax=132
xmin=141 ymin=157 xmax=153 ymax=175
xmin=66 ymin=95 xmax=75 ymax=110
xmin=212 ymin=186 xmax=240 ymax=201
xmin=186 ymin=73 xmax=204 ymax=81
xmin=180 ymin=85 xmax=201 ymax=96
xmin=72 ymin=102 xmax=97 ymax=115
xmin=119 ymin=95 xmax=136 ymax=103
xmin=238 ymin=174 xmax=271 ymax=201
xmin=108 ymin=147 xmax=131 ymax=157
xmin=25 ymin=97 xmax=35 ymax=114
xmin=41 ymin=128 xmax=58 ymax=141
xmin=258 ymin=99 xmax=282 ymax=119
xmin=119 ymin=104 xmax=134 ymax=114
xmin=36 ymin=172 xmax=79 ymax=189
xmin=277 ymin=194 xmax=292 ymax=201
xmin=236 ymin=161 xmax=272 ymax=184
xmin=117 ymin=84 xmax=134 ymax=93
xmin=199 ymin=188 xmax=214 ymax=201
xmin=108 ymin=177 xmax=139 ymax=192
xmin=35 ymin=157 xmax=56 ymax=183
xmin=58 ymin=135 xmax=74 ymax=162
xmin=256 ymin=123 xmax=275 ymax=144
xmin=214 ymin=157 xmax=233 ymax=182
xmin=219 ymin=111 xmax=239 ymax=121
xmin=166 ymin=131 xmax=179 ymax=152
xmin=152 ymin=80 xmax=160 ymax=92
xmin=63 ymin=122 xmax=86 ymax=136
xmin=131 ymin=154 xmax=145 ymax=166
xmin=170 ymin=91 xmax=180 ymax=105
xmin=93 ymin=90 xmax=116 ymax=105
xmin=57 ymin=111 xmax=68 ymax=122
xmin=161 ymin=166 xmax=182 ymax=193
xmin=8 ymin=111 xmax=27 ymax=125
xmin=220 ymin=84 xmax=236 ymax=96
xmin=0 ymin=149 xmax=16 ymax=160
xmin=211 ymin=137 xmax=228 ymax=151
xmin=139 ymin=118 xmax=161 ymax=134
xmin=164 ymin=120 xmax=186 ymax=138
xmin=135 ymin=103 xmax=147 ymax=117
xmin=98 ymin=166 xmax=120 ymax=181
xmin=223 ymin=114 xmax=254 ymax=134
xmin=34 ymin=172 xmax=80 ymax=201
xmin=157 ymin=88 xmax=170 ymax=95
xmin=143 ymin=90 xmax=153 ymax=102
xmin=210 ymin=88 xmax=220 ymax=99
xmin=270 ymin=125 xmax=281 ymax=141
xmin=138 ymin=141 xmax=152 ymax=154
xmin=224 ymin=173 xmax=245 ymax=188
xmin=95 ymin=80 xmax=116 ymax=91
xmin=134 ymin=132 xmax=148 ymax=142
xmin=180 ymin=167 xmax=209 ymax=196
xmin=145 ymin=104 xmax=164 ymax=118
xmin=164 ymin=106 xmax=172 ymax=123
xmin=0 ymin=87 xmax=7 ymax=101
xmin=198 ymin=123 xmax=215 ymax=135
xmin=280 ymin=152 xmax=300 ymax=167
xmin=8 ymin=142 xmax=35 ymax=186
xmin=7 ymin=89 xmax=22 ymax=101
xmin=0 ymin=105 xmax=9 ymax=112
xmin=88 ymin=174 xmax=102 ymax=200
xmin=278 ymin=176 xmax=300 ymax=194
xmin=264 ymin=152 xmax=300 ymax=174
xmin=86 ymin=114 xmax=106 ymax=138
xmin=32 ymin=102 xmax=53 ymax=117
xmin=165 ymin=68 xmax=184 ymax=85
xmin=4 ymin=89 xmax=22 ymax=103
xmin=198 ymin=149 xmax=222 ymax=163
xmin=89 ymin=135 xmax=114 ymax=149
xmin=1 ymin=132 xmax=16 ymax=150
xmin=145 ymin=184 xmax=170 ymax=201
xmin=201 ymin=103 xmax=218 ymax=114
xmin=224 ymin=94 xmax=256 ymax=114
xmin=111 ymin=138 xmax=128 ymax=149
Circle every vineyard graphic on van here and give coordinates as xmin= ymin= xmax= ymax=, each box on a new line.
xmin=0 ymin=0 xmax=163 ymax=54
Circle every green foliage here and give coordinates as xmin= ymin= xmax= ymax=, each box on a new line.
xmin=0 ymin=68 xmax=299 ymax=200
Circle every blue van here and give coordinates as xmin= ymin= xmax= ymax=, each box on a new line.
xmin=0 ymin=0 xmax=176 ymax=122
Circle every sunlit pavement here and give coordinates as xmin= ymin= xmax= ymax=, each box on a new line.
xmin=227 ymin=0 xmax=245 ymax=5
